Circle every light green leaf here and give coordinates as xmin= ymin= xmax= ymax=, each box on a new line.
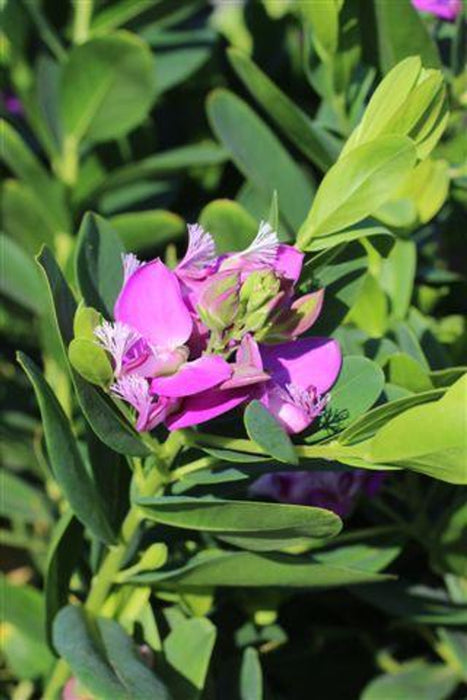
xmin=207 ymin=88 xmax=315 ymax=231
xmin=60 ymin=32 xmax=156 ymax=143
xmin=244 ymin=400 xmax=298 ymax=465
xmin=240 ymin=648 xmax=262 ymax=700
xmin=68 ymin=338 xmax=113 ymax=387
xmin=0 ymin=574 xmax=54 ymax=679
xmin=164 ymin=617 xmax=216 ymax=697
xmin=386 ymin=353 xmax=433 ymax=393
xmin=370 ymin=376 xmax=467 ymax=483
xmin=110 ymin=210 xmax=185 ymax=252
xmin=380 ymin=239 xmax=416 ymax=320
xmin=199 ymin=199 xmax=257 ymax=253
xmin=297 ymin=136 xmax=417 ymax=247
xmin=361 ymin=662 xmax=457 ymax=700
xmin=347 ymin=273 xmax=389 ymax=338
xmin=0 ymin=470 xmax=51 ymax=525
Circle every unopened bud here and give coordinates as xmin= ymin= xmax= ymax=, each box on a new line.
xmin=197 ymin=271 xmax=240 ymax=331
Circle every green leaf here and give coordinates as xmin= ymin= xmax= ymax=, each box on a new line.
xmin=100 ymin=141 xmax=228 ymax=193
xmin=53 ymin=605 xmax=171 ymax=700
xmin=2 ymin=180 xmax=58 ymax=253
xmin=314 ymin=356 xmax=384 ymax=439
xmin=430 ymin=494 xmax=467 ymax=578
xmin=297 ymin=135 xmax=417 ymax=247
xmin=69 ymin=338 xmax=113 ymax=386
xmin=91 ymin=0 xmax=161 ymax=34
xmin=60 ymin=32 xmax=156 ymax=143
xmin=138 ymin=495 xmax=342 ymax=550
xmin=18 ymin=353 xmax=116 ymax=543
xmin=309 ymin=241 xmax=368 ymax=335
xmin=0 ymin=574 xmax=54 ymax=679
xmin=0 ymin=235 xmax=47 ymax=314
xmin=156 ymin=44 xmax=212 ymax=95
xmin=133 ymin=550 xmax=392 ymax=588
xmin=0 ymin=470 xmax=51 ymax=525
xmin=0 ymin=118 xmax=68 ymax=227
xmin=347 ymin=273 xmax=389 ymax=338
xmin=228 ymin=48 xmax=340 ymax=172
xmin=37 ymin=247 xmax=150 ymax=457
xmin=361 ymin=662 xmax=457 ymax=700
xmin=45 ymin=511 xmax=84 ymax=648
xmin=306 ymin=223 xmax=393 ymax=252
xmin=370 ymin=376 xmax=467 ymax=483
xmin=354 ymin=580 xmax=467 ymax=626
xmin=75 ymin=212 xmax=125 ymax=318
xmin=240 ymin=648 xmax=263 ymax=700
xmin=338 ymin=388 xmax=445 ymax=446
xmin=110 ymin=210 xmax=185 ymax=252
xmin=207 ymin=88 xmax=315 ymax=231
xmin=386 ymin=353 xmax=433 ymax=393
xmin=372 ymin=0 xmax=441 ymax=73
xmin=164 ymin=617 xmax=216 ymax=698
xmin=199 ymin=199 xmax=257 ymax=253
xmin=380 ymin=239 xmax=416 ymax=320
xmin=244 ymin=400 xmax=298 ymax=465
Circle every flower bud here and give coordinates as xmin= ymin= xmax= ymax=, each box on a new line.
xmin=197 ymin=271 xmax=240 ymax=332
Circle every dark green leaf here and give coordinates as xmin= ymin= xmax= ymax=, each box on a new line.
xmin=133 ymin=550 xmax=392 ymax=588
xmin=228 ymin=48 xmax=340 ymax=172
xmin=110 ymin=210 xmax=185 ymax=252
xmin=45 ymin=511 xmax=84 ymax=648
xmin=53 ymin=605 xmax=171 ymax=699
xmin=0 ymin=470 xmax=51 ymax=525
xmin=361 ymin=663 xmax=457 ymax=700
xmin=244 ymin=401 xmax=298 ymax=465
xmin=18 ymin=353 xmax=116 ymax=543
xmin=138 ymin=495 xmax=342 ymax=550
xmin=75 ymin=212 xmax=125 ymax=318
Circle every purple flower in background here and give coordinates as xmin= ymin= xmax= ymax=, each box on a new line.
xmin=1 ymin=90 xmax=23 ymax=116
xmin=250 ymin=470 xmax=386 ymax=518
xmin=411 ymin=0 xmax=462 ymax=20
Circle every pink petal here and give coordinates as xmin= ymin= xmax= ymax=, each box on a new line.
xmin=259 ymin=337 xmax=342 ymax=395
xmin=260 ymin=389 xmax=312 ymax=434
xmin=275 ymin=245 xmax=304 ymax=282
xmin=150 ymin=355 xmax=232 ymax=397
xmin=165 ymin=386 xmax=250 ymax=430
xmin=114 ymin=259 xmax=192 ymax=349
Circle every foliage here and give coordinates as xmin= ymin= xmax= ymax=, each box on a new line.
xmin=1 ymin=1 xmax=466 ymax=699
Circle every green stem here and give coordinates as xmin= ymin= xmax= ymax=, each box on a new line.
xmin=171 ymin=456 xmax=220 ymax=482
xmin=72 ymin=0 xmax=94 ymax=44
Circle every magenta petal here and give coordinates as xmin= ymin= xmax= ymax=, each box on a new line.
xmin=150 ymin=356 xmax=232 ymax=397
xmin=274 ymin=245 xmax=304 ymax=282
xmin=165 ymin=386 xmax=250 ymax=430
xmin=114 ymin=259 xmax=192 ymax=349
xmin=260 ymin=337 xmax=342 ymax=395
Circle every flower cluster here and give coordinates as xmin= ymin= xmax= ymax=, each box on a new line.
xmin=94 ymin=223 xmax=342 ymax=434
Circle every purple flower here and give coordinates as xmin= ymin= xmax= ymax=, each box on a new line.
xmin=1 ymin=90 xmax=23 ymax=116
xmin=91 ymin=223 xmax=342 ymax=434
xmin=250 ymin=470 xmax=386 ymax=517
xmin=411 ymin=0 xmax=462 ymax=20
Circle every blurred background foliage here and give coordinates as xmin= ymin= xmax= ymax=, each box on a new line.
xmin=1 ymin=1 xmax=466 ymax=698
